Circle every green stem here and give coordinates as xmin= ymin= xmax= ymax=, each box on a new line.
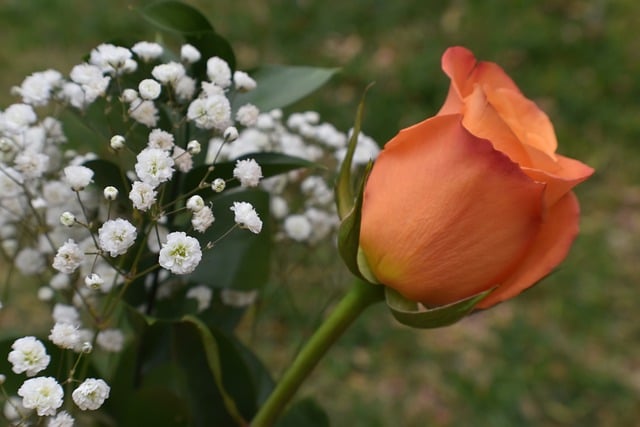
xmin=251 ymin=279 xmax=384 ymax=427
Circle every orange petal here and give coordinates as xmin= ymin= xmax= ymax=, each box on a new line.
xmin=461 ymin=86 xmax=533 ymax=167
xmin=476 ymin=192 xmax=581 ymax=309
xmin=360 ymin=114 xmax=545 ymax=307
xmin=485 ymin=86 xmax=558 ymax=159
xmin=441 ymin=46 xmax=477 ymax=99
xmin=522 ymin=155 xmax=595 ymax=207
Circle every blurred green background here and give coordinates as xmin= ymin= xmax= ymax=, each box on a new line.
xmin=1 ymin=0 xmax=638 ymax=426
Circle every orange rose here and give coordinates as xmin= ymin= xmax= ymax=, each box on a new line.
xmin=359 ymin=46 xmax=594 ymax=309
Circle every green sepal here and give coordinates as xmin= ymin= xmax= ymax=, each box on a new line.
xmin=335 ymin=82 xmax=374 ymax=220
xmin=337 ymin=161 xmax=377 ymax=283
xmin=385 ymin=286 xmax=495 ymax=329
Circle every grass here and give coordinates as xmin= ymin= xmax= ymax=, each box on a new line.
xmin=2 ymin=0 xmax=639 ymax=425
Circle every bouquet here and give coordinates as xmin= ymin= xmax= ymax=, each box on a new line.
xmin=0 ymin=2 xmax=593 ymax=426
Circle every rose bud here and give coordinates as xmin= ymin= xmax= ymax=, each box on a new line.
xmin=359 ymin=46 xmax=593 ymax=310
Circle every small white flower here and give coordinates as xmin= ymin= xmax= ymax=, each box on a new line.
xmin=110 ymin=134 xmax=125 ymax=150
xmin=37 ymin=287 xmax=54 ymax=301
xmin=69 ymin=63 xmax=111 ymax=103
xmin=129 ymin=180 xmax=157 ymax=211
xmin=103 ymin=186 xmax=119 ymax=200
xmin=148 ymin=128 xmax=174 ymax=150
xmin=206 ymin=56 xmax=232 ymax=88
xmin=270 ymin=196 xmax=289 ymax=220
xmin=186 ymin=285 xmax=213 ymax=312
xmin=14 ymin=70 xmax=63 ymax=106
xmin=186 ymin=195 xmax=205 ymax=212
xmin=63 ymin=165 xmax=94 ymax=190
xmin=90 ymin=43 xmax=134 ymax=75
xmin=52 ymin=239 xmax=84 ymax=274
xmin=235 ymin=103 xmax=260 ymax=127
xmin=48 ymin=410 xmax=75 ymax=427
xmin=158 ymin=232 xmax=202 ymax=275
xmin=8 ymin=336 xmax=51 ymax=376
xmin=230 ymin=202 xmax=262 ymax=234
xmin=175 ymin=76 xmax=197 ymax=101
xmin=151 ymin=61 xmax=186 ymax=85
xmin=220 ymin=289 xmax=258 ymax=307
xmin=49 ymin=322 xmax=80 ymax=350
xmin=72 ymin=378 xmax=110 ymax=411
xmin=18 ymin=376 xmax=63 ymax=416
xmin=284 ymin=214 xmax=313 ymax=242
xmin=187 ymin=95 xmax=231 ymax=131
xmin=14 ymin=149 xmax=49 ymax=178
xmin=59 ymin=211 xmax=76 ymax=227
xmin=50 ymin=274 xmax=70 ymax=290
xmin=138 ymin=78 xmax=162 ymax=100
xmin=4 ymin=395 xmax=32 ymax=421
xmin=233 ymin=71 xmax=257 ymax=91
xmin=128 ymin=99 xmax=159 ymax=127
xmin=52 ymin=304 xmax=79 ymax=325
xmin=211 ymin=178 xmax=226 ymax=193
xmin=191 ymin=206 xmax=215 ymax=233
xmin=15 ymin=247 xmax=46 ymax=275
xmin=172 ymin=146 xmax=193 ymax=173
xmin=233 ymin=158 xmax=262 ymax=187
xmin=98 ymin=218 xmax=137 ymax=257
xmin=135 ymin=147 xmax=174 ymax=187
xmin=1 ymin=103 xmax=37 ymax=134
xmin=96 ymin=329 xmax=124 ymax=353
xmin=181 ymin=44 xmax=201 ymax=63
xmin=131 ymin=41 xmax=163 ymax=61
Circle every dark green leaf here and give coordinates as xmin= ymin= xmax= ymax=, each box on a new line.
xmin=233 ymin=65 xmax=339 ymax=111
xmin=385 ymin=287 xmax=495 ymax=329
xmin=141 ymin=1 xmax=213 ymax=34
xmin=141 ymin=1 xmax=236 ymax=72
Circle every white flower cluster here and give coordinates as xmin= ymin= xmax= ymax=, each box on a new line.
xmin=206 ymin=109 xmax=379 ymax=244
xmin=0 ymin=40 xmax=271 ymax=425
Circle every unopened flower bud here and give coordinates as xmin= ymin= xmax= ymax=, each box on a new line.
xmin=187 ymin=140 xmax=201 ymax=154
xmin=103 ymin=186 xmax=119 ymax=200
xmin=211 ymin=178 xmax=226 ymax=193
xmin=110 ymin=135 xmax=125 ymax=150
xmin=84 ymin=273 xmax=104 ymax=290
xmin=186 ymin=195 xmax=205 ymax=212
xmin=81 ymin=342 xmax=93 ymax=354
xmin=60 ymin=211 xmax=76 ymax=227
xmin=121 ymin=88 xmax=138 ymax=103
xmin=223 ymin=126 xmax=238 ymax=142
xmin=0 ymin=374 xmax=5 ymax=385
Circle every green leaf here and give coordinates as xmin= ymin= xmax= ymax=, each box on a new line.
xmin=180 ymin=315 xmax=248 ymax=425
xmin=335 ymin=83 xmax=374 ymax=219
xmin=189 ymin=189 xmax=272 ymax=291
xmin=385 ymin=287 xmax=495 ymax=329
xmin=233 ymin=65 xmax=339 ymax=111
xmin=275 ymin=398 xmax=330 ymax=427
xmin=141 ymin=1 xmax=236 ymax=72
xmin=141 ymin=1 xmax=214 ymax=34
